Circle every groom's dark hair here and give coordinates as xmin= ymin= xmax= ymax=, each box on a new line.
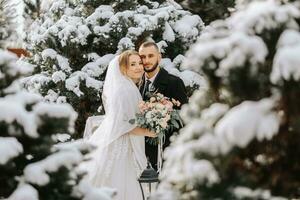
xmin=139 ymin=41 xmax=160 ymax=52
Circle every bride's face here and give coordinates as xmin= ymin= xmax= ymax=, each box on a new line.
xmin=126 ymin=55 xmax=144 ymax=81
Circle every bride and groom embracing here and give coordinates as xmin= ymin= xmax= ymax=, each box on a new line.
xmin=84 ymin=41 xmax=188 ymax=200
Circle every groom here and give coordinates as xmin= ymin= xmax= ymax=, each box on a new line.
xmin=138 ymin=41 xmax=188 ymax=171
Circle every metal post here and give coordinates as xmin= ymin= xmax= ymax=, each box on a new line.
xmin=139 ymin=183 xmax=145 ymax=200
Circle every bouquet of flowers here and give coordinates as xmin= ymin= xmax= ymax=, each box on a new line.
xmin=129 ymin=93 xmax=182 ymax=145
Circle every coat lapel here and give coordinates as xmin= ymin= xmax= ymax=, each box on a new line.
xmin=152 ymin=68 xmax=168 ymax=93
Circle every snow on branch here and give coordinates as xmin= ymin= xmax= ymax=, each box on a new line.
xmin=24 ymin=150 xmax=83 ymax=186
xmin=183 ymin=31 xmax=268 ymax=77
xmin=215 ymin=98 xmax=280 ymax=154
xmin=271 ymin=29 xmax=300 ymax=84
xmin=0 ymin=137 xmax=23 ymax=165
xmin=8 ymin=184 xmax=39 ymax=200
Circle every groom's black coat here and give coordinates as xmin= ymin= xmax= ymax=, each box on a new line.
xmin=139 ymin=68 xmax=188 ymax=170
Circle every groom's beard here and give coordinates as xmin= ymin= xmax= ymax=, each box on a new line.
xmin=144 ymin=61 xmax=159 ymax=73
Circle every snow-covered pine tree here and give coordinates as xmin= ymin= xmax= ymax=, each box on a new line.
xmin=23 ymin=0 xmax=43 ymax=32
xmin=0 ymin=0 xmax=17 ymax=47
xmin=0 ymin=50 xmax=114 ymax=199
xmin=154 ymin=0 xmax=300 ymax=199
xmin=23 ymin=0 xmax=41 ymax=21
xmin=23 ymin=0 xmax=205 ymax=138
xmin=23 ymin=0 xmax=55 ymax=27
xmin=175 ymin=0 xmax=236 ymax=25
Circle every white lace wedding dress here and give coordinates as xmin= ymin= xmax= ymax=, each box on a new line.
xmin=83 ymin=56 xmax=147 ymax=200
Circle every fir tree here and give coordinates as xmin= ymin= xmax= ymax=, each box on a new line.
xmin=23 ymin=0 xmax=60 ymax=28
xmin=155 ymin=0 xmax=300 ymax=199
xmin=174 ymin=0 xmax=236 ymax=25
xmin=23 ymin=0 xmax=41 ymax=20
xmin=24 ymin=0 xmax=204 ymax=138
xmin=0 ymin=0 xmax=17 ymax=47
xmin=0 ymin=49 xmax=113 ymax=199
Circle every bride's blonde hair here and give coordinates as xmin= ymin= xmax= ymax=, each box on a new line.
xmin=118 ymin=50 xmax=140 ymax=76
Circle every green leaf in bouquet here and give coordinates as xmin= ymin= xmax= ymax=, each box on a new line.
xmin=140 ymin=118 xmax=146 ymax=124
xmin=129 ymin=119 xmax=135 ymax=124
xmin=172 ymin=120 xmax=180 ymax=129
xmin=158 ymin=112 xmax=163 ymax=118
xmin=172 ymin=112 xmax=181 ymax=120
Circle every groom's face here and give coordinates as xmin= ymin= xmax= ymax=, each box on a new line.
xmin=139 ymin=45 xmax=161 ymax=73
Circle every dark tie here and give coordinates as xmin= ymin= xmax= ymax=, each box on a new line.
xmin=142 ymin=80 xmax=151 ymax=99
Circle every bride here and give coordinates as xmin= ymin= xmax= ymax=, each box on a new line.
xmin=84 ymin=50 xmax=156 ymax=200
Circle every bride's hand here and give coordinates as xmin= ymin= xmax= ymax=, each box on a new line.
xmin=129 ymin=127 xmax=157 ymax=137
xmin=145 ymin=129 xmax=157 ymax=138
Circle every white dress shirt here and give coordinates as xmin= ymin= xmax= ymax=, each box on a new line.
xmin=145 ymin=69 xmax=159 ymax=91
